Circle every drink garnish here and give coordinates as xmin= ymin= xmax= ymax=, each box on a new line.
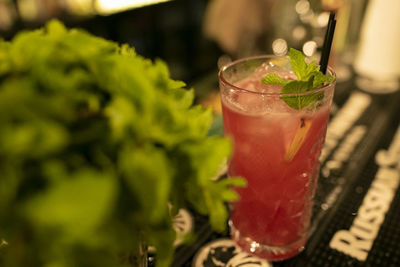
xmin=261 ymin=48 xmax=334 ymax=110
xmin=283 ymin=118 xmax=312 ymax=162
xmin=261 ymin=48 xmax=334 ymax=162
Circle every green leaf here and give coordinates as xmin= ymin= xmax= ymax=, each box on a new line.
xmin=281 ymin=77 xmax=314 ymax=94
xmin=180 ymin=137 xmax=245 ymax=232
xmin=311 ymin=70 xmax=335 ymax=88
xmin=45 ymin=19 xmax=68 ymax=39
xmin=119 ymin=144 xmax=172 ymax=224
xmin=304 ymin=61 xmax=319 ymax=80
xmin=289 ymin=48 xmax=308 ymax=80
xmin=23 ymin=169 xmax=117 ymax=245
xmin=261 ymin=73 xmax=289 ymax=85
xmin=280 ymin=76 xmax=322 ymax=110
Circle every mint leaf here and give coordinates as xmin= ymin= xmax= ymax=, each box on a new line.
xmin=261 ymin=48 xmax=334 ymax=109
xmin=304 ymin=61 xmax=320 ymax=80
xmin=289 ymin=48 xmax=308 ymax=80
xmin=311 ymin=70 xmax=332 ymax=88
xmin=280 ymin=76 xmax=323 ymax=110
xmin=261 ymin=73 xmax=288 ymax=86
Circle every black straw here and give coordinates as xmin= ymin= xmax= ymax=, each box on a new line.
xmin=320 ymin=12 xmax=337 ymax=74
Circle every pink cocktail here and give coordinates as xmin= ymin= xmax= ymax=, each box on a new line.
xmin=219 ymin=56 xmax=335 ymax=261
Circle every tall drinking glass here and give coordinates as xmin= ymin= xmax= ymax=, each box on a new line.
xmin=219 ymin=55 xmax=335 ymax=261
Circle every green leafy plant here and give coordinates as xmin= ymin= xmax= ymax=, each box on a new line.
xmin=0 ymin=20 xmax=245 ymax=267
xmin=261 ymin=48 xmax=335 ymax=110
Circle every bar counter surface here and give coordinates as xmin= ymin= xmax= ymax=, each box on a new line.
xmin=157 ymin=76 xmax=400 ymax=267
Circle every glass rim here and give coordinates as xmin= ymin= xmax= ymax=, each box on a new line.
xmin=218 ymin=54 xmax=336 ymax=97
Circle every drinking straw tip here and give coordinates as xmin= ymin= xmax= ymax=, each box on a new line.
xmin=320 ymin=11 xmax=337 ymax=74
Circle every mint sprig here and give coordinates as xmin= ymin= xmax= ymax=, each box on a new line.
xmin=261 ymin=48 xmax=334 ymax=110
